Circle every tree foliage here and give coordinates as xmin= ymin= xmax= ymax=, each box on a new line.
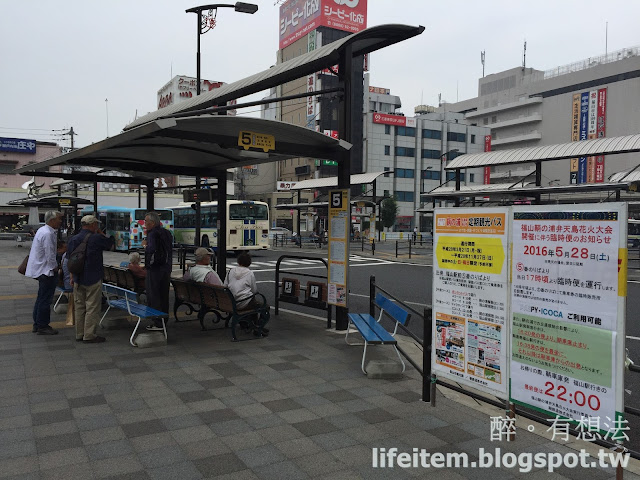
xmin=380 ymin=197 xmax=398 ymax=229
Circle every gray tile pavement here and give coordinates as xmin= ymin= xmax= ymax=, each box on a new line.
xmin=0 ymin=241 xmax=638 ymax=479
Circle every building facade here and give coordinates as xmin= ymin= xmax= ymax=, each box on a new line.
xmin=443 ymin=46 xmax=640 ymax=186
xmin=363 ymin=81 xmax=489 ymax=230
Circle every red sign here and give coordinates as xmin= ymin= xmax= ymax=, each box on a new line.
xmin=483 ymin=135 xmax=492 ymax=184
xmin=369 ymin=86 xmax=390 ymax=95
xmin=372 ymin=113 xmax=414 ymax=127
xmin=279 ymin=0 xmax=367 ymax=49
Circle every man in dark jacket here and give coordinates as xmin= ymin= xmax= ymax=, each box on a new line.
xmin=143 ymin=211 xmax=172 ymax=330
xmin=67 ymin=215 xmax=114 ymax=343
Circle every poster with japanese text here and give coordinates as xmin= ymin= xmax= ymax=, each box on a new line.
xmin=327 ymin=189 xmax=349 ymax=307
xmin=432 ymin=208 xmax=510 ymax=397
xmin=509 ymin=204 xmax=626 ymax=432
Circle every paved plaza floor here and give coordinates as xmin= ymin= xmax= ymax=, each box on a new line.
xmin=0 ymin=241 xmax=638 ymax=479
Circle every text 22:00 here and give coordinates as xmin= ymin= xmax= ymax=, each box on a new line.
xmin=544 ymin=381 xmax=601 ymax=410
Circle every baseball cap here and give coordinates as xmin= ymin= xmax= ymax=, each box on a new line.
xmin=194 ymin=247 xmax=214 ymax=261
xmin=80 ymin=215 xmax=99 ymax=225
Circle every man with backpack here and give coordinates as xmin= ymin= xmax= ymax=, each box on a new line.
xmin=143 ymin=211 xmax=172 ymax=331
xmin=67 ymin=215 xmax=114 ymax=343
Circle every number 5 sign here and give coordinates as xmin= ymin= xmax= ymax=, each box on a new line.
xmin=328 ymin=189 xmax=348 ymax=213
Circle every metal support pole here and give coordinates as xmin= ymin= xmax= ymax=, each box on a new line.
xmin=369 ymin=275 xmax=375 ymax=318
xmin=93 ymin=181 xmax=98 ymax=213
xmin=138 ymin=185 xmax=141 ymax=208
xmin=216 ymin=170 xmax=227 ymax=278
xmin=195 ymin=176 xmax=201 ymax=247
xmin=334 ymin=43 xmax=355 ymax=332
xmin=196 ymin=10 xmax=201 ymax=96
xmin=146 ymin=182 xmax=154 ymax=211
xmin=422 ymin=305 xmax=432 ymax=403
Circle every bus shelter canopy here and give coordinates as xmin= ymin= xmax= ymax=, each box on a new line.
xmin=15 ymin=116 xmax=351 ymax=179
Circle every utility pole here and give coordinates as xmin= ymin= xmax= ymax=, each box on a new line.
xmin=65 ymin=127 xmax=77 ymax=150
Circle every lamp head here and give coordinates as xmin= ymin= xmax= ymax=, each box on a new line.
xmin=234 ymin=2 xmax=258 ymax=13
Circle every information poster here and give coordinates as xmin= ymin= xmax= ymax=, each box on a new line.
xmin=510 ymin=204 xmax=626 ymax=430
xmin=328 ymin=189 xmax=349 ymax=307
xmin=432 ymin=208 xmax=510 ymax=397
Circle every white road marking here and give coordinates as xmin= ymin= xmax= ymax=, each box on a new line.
xmin=627 ymin=336 xmax=640 ymax=341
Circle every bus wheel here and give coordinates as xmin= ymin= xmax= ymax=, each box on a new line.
xmin=201 ymin=235 xmax=210 ymax=247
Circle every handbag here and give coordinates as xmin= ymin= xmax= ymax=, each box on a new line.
xmin=18 ymin=255 xmax=29 ymax=275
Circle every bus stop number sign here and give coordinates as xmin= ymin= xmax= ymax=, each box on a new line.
xmin=238 ymin=131 xmax=275 ymax=153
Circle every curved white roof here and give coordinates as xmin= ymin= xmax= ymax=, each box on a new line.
xmin=446 ymin=134 xmax=640 ymax=170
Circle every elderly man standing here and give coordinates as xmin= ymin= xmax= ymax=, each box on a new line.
xmin=143 ymin=212 xmax=173 ymax=331
xmin=26 ymin=210 xmax=63 ymax=335
xmin=67 ymin=215 xmax=115 ymax=343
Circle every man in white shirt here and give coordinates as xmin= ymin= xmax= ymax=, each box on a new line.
xmin=26 ymin=210 xmax=63 ymax=334
xmin=182 ymin=247 xmax=221 ymax=285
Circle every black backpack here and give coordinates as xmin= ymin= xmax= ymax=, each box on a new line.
xmin=67 ymin=233 xmax=91 ymax=275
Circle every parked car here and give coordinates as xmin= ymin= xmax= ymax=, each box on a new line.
xmin=268 ymin=227 xmax=292 ymax=240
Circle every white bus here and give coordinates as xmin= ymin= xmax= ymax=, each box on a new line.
xmin=170 ymin=200 xmax=270 ymax=252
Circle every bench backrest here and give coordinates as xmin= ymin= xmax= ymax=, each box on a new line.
xmin=172 ymin=279 xmax=202 ymax=305
xmin=102 ymin=283 xmax=138 ymax=315
xmin=200 ymin=284 xmax=235 ymax=313
xmin=374 ymin=293 xmax=410 ymax=335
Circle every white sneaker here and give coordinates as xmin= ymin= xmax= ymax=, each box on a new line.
xmin=146 ymin=325 xmax=164 ymax=332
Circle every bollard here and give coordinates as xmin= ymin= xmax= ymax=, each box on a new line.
xmin=430 ymin=374 xmax=437 ymax=407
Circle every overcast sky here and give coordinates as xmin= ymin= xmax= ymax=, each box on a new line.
xmin=2 ymin=0 xmax=639 ymax=149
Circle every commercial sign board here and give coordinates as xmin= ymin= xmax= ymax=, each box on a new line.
xmin=510 ymin=204 xmax=626 ymax=432
xmin=432 ymin=208 xmax=510 ymax=397
xmin=157 ymin=75 xmax=228 ymax=111
xmin=571 ymin=88 xmax=606 ymax=184
xmin=277 ymin=181 xmax=297 ymax=191
xmin=0 ymin=137 xmax=36 ymax=154
xmin=372 ymin=113 xmax=416 ymax=127
xmin=369 ymin=86 xmax=390 ymax=95
xmin=483 ymin=135 xmax=491 ymax=185
xmin=279 ymin=0 xmax=367 ymax=49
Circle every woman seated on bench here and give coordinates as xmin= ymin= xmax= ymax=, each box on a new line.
xmin=224 ymin=252 xmax=269 ymax=336
xmin=126 ymin=252 xmax=147 ymax=291
xmin=182 ymin=247 xmax=222 ymax=285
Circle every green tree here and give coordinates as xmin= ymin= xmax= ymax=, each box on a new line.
xmin=380 ymin=197 xmax=398 ymax=230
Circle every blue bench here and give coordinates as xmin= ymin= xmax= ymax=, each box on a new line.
xmin=99 ymin=284 xmax=168 ymax=347
xmin=53 ymin=285 xmax=73 ymax=314
xmin=346 ymin=293 xmax=410 ymax=374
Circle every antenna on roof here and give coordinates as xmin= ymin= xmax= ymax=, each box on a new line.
xmin=481 ymin=50 xmax=485 ymax=77
xmin=522 ymin=40 xmax=527 ymax=70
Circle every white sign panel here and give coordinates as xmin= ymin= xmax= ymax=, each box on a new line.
xmin=432 ymin=208 xmax=510 ymax=397
xmin=509 ymin=204 xmax=626 ymax=432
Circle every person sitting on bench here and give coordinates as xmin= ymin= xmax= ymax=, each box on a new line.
xmin=224 ymin=252 xmax=269 ymax=336
xmin=182 ymin=247 xmax=222 ymax=286
xmin=126 ymin=252 xmax=147 ymax=291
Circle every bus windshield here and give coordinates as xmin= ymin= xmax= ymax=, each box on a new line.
xmin=229 ymin=203 xmax=269 ymax=221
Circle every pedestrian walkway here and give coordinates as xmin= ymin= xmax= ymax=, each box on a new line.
xmin=1 ymin=241 xmax=639 ymax=479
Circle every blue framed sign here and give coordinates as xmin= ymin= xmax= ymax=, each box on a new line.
xmin=0 ymin=138 xmax=36 ymax=154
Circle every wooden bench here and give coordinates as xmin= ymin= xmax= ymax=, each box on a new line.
xmin=346 ymin=293 xmax=410 ymax=374
xmin=99 ymin=284 xmax=168 ymax=347
xmin=103 ymin=265 xmax=145 ymax=295
xmin=171 ymin=278 xmax=270 ymax=341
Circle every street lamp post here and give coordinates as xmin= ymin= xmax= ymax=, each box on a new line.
xmin=185 ymin=2 xmax=258 ymax=250
xmin=186 ymin=3 xmax=258 ymax=95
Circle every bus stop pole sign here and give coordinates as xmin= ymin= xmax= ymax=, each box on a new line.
xmin=327 ymin=189 xmax=349 ymax=307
